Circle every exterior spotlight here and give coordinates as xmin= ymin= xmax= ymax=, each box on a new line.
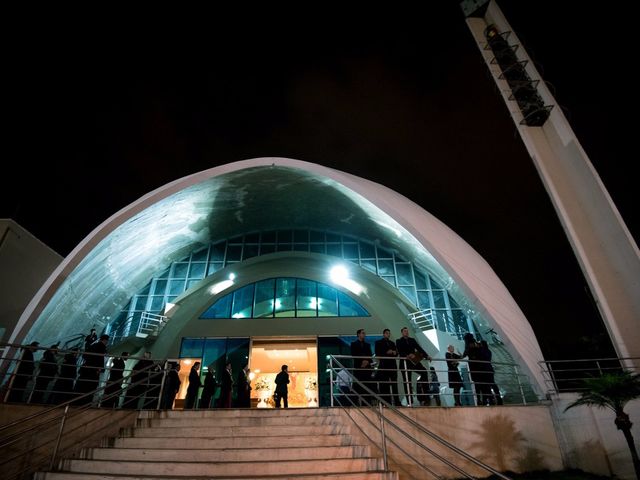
xmin=229 ymin=273 xmax=236 ymax=281
xmin=330 ymin=265 xmax=349 ymax=283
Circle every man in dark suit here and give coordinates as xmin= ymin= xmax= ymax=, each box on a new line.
xmin=374 ymin=329 xmax=400 ymax=406
xmin=396 ymin=327 xmax=431 ymax=406
xmin=350 ymin=329 xmax=373 ymax=405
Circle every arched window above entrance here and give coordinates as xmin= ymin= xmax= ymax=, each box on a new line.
xmin=200 ymin=277 xmax=370 ymax=319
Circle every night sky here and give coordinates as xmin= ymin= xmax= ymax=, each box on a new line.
xmin=3 ymin=2 xmax=636 ymax=361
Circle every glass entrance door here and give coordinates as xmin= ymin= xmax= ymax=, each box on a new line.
xmin=249 ymin=337 xmax=318 ymax=408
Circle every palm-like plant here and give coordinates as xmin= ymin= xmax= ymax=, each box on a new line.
xmin=564 ymin=371 xmax=640 ymax=479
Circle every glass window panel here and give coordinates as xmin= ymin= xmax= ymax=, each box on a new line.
xmin=343 ymin=243 xmax=358 ymax=259
xmin=180 ymin=338 xmax=204 ymax=359
xmin=449 ymin=296 xmax=460 ymax=309
xmin=377 ymin=247 xmax=393 ymax=259
xmin=337 ymin=291 xmax=369 ymax=317
xmin=187 ymin=279 xmax=201 ymax=290
xmin=210 ymin=242 xmax=226 ymax=261
xmin=139 ymin=284 xmax=151 ymax=296
xmin=309 ymin=231 xmax=324 ymax=242
xmin=277 ymin=230 xmax=293 ymax=243
xmin=294 ymin=230 xmax=308 ymax=242
xmin=361 ymin=259 xmax=377 ymax=274
xmin=434 ymin=310 xmax=453 ymax=332
xmin=378 ymin=260 xmax=395 ymax=276
xmin=317 ymin=283 xmax=338 ymax=316
xmin=417 ymin=291 xmax=431 ymax=310
xmin=293 ymin=244 xmax=309 ymax=252
xmin=168 ymin=279 xmax=186 ymax=295
xmin=157 ymin=267 xmax=170 ymax=279
xmin=152 ymin=279 xmax=167 ymax=296
xmin=200 ymin=294 xmax=232 ymax=319
xmin=359 ymin=242 xmax=375 ymax=259
xmin=277 ymin=244 xmax=293 ymax=252
xmin=149 ymin=296 xmax=165 ymax=311
xmin=430 ymin=276 xmax=443 ymax=290
xmin=231 ymin=284 xmax=255 ymax=318
xmin=191 ymin=248 xmax=208 ymax=262
xmin=432 ymin=290 xmax=446 ymax=308
xmin=275 ymin=278 xmax=296 ymax=317
xmin=394 ymin=253 xmax=408 ymax=263
xmin=243 ymin=244 xmax=259 ymax=259
xmin=396 ymin=263 xmax=413 ymax=285
xmin=326 ymin=244 xmax=342 ymax=257
xmin=326 ymin=233 xmax=340 ymax=243
xmin=166 ymin=295 xmax=177 ymax=303
xmin=226 ymin=245 xmax=242 ymax=262
xmin=310 ymin=244 xmax=325 ymax=254
xmin=296 ymin=279 xmax=317 ymax=317
xmin=134 ymin=296 xmax=148 ymax=311
xmin=188 ymin=262 xmax=206 ymax=279
xmin=414 ymin=270 xmax=428 ymax=290
xmin=254 ymin=279 xmax=275 ymax=318
xmin=244 ymin=232 xmax=260 ymax=243
xmin=172 ymin=262 xmax=189 ymax=278
xmin=261 ymin=231 xmax=276 ymax=243
xmin=260 ymin=244 xmax=276 ymax=255
xmin=229 ymin=235 xmax=243 ymax=244
xmin=202 ymin=338 xmax=227 ymax=378
xmin=207 ymin=262 xmax=224 ymax=275
xmin=452 ymin=310 xmax=467 ymax=333
xmin=399 ymin=286 xmax=417 ymax=306
xmin=381 ymin=276 xmax=396 ymax=287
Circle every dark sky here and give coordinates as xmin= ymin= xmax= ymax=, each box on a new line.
xmin=3 ymin=2 xmax=636 ymax=361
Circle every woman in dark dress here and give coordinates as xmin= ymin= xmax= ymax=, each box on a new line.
xmin=184 ymin=362 xmax=201 ymax=409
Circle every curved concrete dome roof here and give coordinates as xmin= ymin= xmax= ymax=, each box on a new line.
xmin=13 ymin=158 xmax=545 ymax=389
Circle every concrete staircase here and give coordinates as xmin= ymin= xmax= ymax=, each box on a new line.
xmin=35 ymin=408 xmax=398 ymax=479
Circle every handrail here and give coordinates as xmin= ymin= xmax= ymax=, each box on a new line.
xmin=538 ymin=356 xmax=638 ymax=394
xmin=331 ymin=353 xmax=535 ymax=407
xmin=0 ymin=343 xmax=169 ymax=480
xmin=329 ymin=355 xmax=513 ymax=479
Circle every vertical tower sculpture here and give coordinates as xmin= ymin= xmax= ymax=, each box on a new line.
xmin=461 ymin=0 xmax=640 ymax=367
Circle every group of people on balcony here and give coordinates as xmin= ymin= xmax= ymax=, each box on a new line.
xmin=342 ymin=327 xmax=502 ymax=407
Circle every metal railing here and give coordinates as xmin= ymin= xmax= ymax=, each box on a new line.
xmin=407 ymin=308 xmax=435 ymax=331
xmin=329 ymin=353 xmax=537 ymax=408
xmin=539 ymin=356 xmax=639 ymax=394
xmin=137 ymin=311 xmax=168 ymax=338
xmin=0 ymin=343 xmax=169 ymax=480
xmin=328 ymin=354 xmax=513 ymax=479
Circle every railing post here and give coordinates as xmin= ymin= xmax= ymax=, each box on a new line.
xmin=596 ymin=360 xmax=602 ymax=376
xmin=329 ymin=356 xmax=334 ymax=407
xmin=378 ymin=402 xmax=389 ymax=471
xmin=50 ymin=404 xmax=69 ymax=471
xmin=156 ymin=361 xmax=169 ymax=410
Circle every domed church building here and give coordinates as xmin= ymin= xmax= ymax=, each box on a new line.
xmin=9 ymin=158 xmax=545 ymax=406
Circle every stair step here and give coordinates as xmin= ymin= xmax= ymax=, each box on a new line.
xmin=59 ymin=457 xmax=386 ymax=476
xmin=82 ymin=445 xmax=371 ymax=462
xmin=136 ymin=415 xmax=340 ymax=427
xmin=38 ymin=471 xmax=399 ymax=480
xmin=111 ymin=434 xmax=356 ymax=449
xmin=121 ymin=424 xmax=350 ymax=438
xmin=141 ymin=408 xmax=336 ymax=419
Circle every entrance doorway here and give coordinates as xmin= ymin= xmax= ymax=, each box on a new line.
xmin=249 ymin=337 xmax=318 ymax=408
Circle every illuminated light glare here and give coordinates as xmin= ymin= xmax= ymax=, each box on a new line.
xmin=275 ymin=299 xmax=282 ymax=309
xmin=248 ymin=372 xmax=256 ymax=380
xmin=329 ymin=265 xmax=366 ymax=296
xmin=330 ymin=265 xmax=349 ymax=283
xmin=228 ymin=273 xmax=236 ymax=281
xmin=309 ymin=298 xmax=317 ymax=309
xmin=183 ymin=359 xmax=192 ymax=365
xmin=232 ymin=312 xmax=245 ymax=319
xmin=209 ymin=279 xmax=234 ymax=295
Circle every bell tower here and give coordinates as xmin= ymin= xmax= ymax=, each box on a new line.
xmin=461 ymin=0 xmax=640 ymax=366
